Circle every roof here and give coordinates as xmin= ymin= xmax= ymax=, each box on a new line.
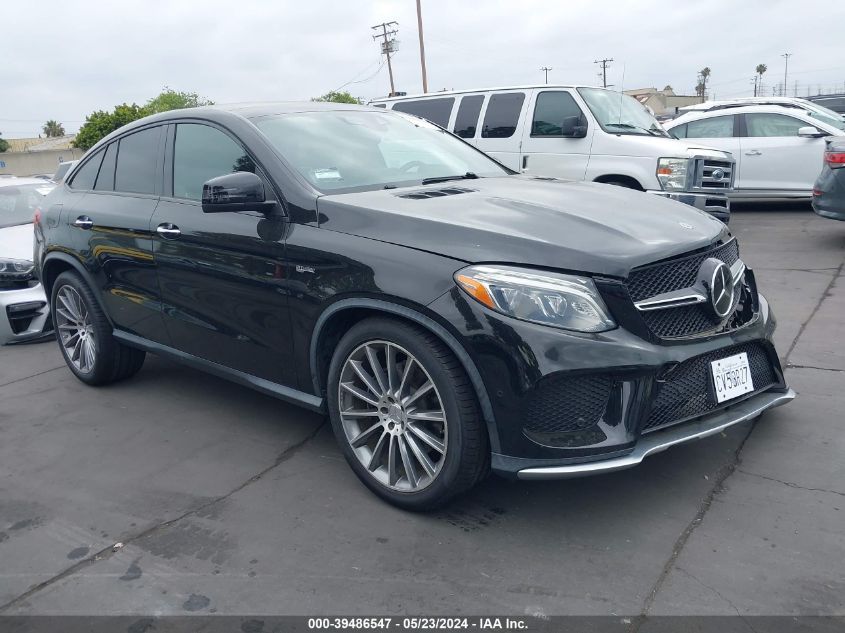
xmin=370 ymin=84 xmax=604 ymax=102
xmin=4 ymin=135 xmax=76 ymax=152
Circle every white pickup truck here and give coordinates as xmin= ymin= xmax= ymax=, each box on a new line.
xmin=371 ymin=85 xmax=735 ymax=222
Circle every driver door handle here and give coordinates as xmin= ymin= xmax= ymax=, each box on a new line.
xmin=73 ymin=215 xmax=93 ymax=229
xmin=156 ymin=223 xmax=181 ymax=238
xmin=744 ymin=150 xmax=762 ymax=156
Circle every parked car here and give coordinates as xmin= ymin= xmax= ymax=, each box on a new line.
xmin=0 ymin=177 xmax=54 ymax=345
xmin=807 ymin=94 xmax=845 ymax=115
xmin=36 ymin=103 xmax=794 ymax=509
xmin=52 ymin=160 xmax=79 ymax=184
xmin=678 ymin=97 xmax=845 ymax=131
xmin=812 ymin=137 xmax=845 ymax=220
xmin=665 ymin=104 xmax=845 ymax=199
xmin=371 ymin=85 xmax=735 ymax=223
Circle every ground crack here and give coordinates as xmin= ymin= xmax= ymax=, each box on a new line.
xmin=0 ymin=366 xmax=64 ymax=389
xmin=785 ymin=363 xmax=845 ymax=374
xmin=0 ymin=418 xmax=327 ymax=613
xmin=737 ymin=469 xmax=845 ymax=498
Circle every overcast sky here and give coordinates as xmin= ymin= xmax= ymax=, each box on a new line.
xmin=3 ymin=0 xmax=844 ymax=138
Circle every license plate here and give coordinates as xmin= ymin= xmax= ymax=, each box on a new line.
xmin=711 ymin=352 xmax=754 ymax=403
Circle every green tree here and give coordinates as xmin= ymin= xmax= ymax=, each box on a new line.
xmin=755 ymin=63 xmax=767 ymax=96
xmin=311 ymin=90 xmax=362 ymax=104
xmin=73 ymin=88 xmax=214 ymax=150
xmin=144 ymin=87 xmax=214 ymax=114
xmin=0 ymin=133 xmax=8 ymax=153
xmin=42 ymin=120 xmax=66 ymax=137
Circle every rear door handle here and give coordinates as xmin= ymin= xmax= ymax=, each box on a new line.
xmin=73 ymin=215 xmax=93 ymax=229
xmin=156 ymin=223 xmax=181 ymax=238
xmin=744 ymin=150 xmax=762 ymax=156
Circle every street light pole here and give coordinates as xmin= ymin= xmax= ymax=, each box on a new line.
xmin=416 ymin=0 xmax=428 ymax=93
xmin=540 ymin=66 xmax=552 ymax=84
xmin=782 ymin=52 xmax=792 ymax=97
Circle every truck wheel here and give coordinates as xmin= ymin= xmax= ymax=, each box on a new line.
xmin=51 ymin=271 xmax=145 ymax=386
xmin=327 ymin=318 xmax=488 ymax=511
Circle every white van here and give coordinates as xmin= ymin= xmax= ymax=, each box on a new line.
xmin=371 ymin=85 xmax=735 ymax=222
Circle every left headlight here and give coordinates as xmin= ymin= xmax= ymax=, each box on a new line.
xmin=0 ymin=259 xmax=35 ymax=280
xmin=454 ymin=265 xmax=616 ymax=333
xmin=656 ymin=157 xmax=689 ymax=191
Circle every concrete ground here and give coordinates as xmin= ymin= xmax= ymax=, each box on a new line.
xmin=0 ymin=206 xmax=843 ymax=617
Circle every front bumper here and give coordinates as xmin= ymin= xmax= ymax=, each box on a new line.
xmin=0 ymin=282 xmax=53 ymax=345
xmin=428 ymin=281 xmax=790 ymax=477
xmin=518 ymin=388 xmax=795 ymax=479
xmin=648 ymin=190 xmax=731 ymax=223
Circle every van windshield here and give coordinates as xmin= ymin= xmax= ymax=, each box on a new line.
xmin=253 ymin=110 xmax=509 ymax=193
xmin=578 ymin=88 xmax=669 ymax=137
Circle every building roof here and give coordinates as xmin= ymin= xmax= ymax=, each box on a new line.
xmin=5 ymin=135 xmax=76 ymax=152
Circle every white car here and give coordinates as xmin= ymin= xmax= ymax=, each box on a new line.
xmin=371 ymin=85 xmax=736 ymax=222
xmin=665 ymin=103 xmax=845 ymax=199
xmin=0 ymin=177 xmax=55 ymax=344
xmin=677 ymin=97 xmax=845 ymax=131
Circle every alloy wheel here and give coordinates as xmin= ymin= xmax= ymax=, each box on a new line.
xmin=55 ymin=285 xmax=96 ymax=373
xmin=338 ymin=341 xmax=448 ymax=492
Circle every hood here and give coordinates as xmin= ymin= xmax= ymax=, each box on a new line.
xmin=316 ymin=177 xmax=730 ymax=278
xmin=0 ymin=223 xmax=35 ymax=262
xmin=606 ymin=133 xmax=733 ymax=160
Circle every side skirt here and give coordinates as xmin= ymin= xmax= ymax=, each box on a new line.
xmin=113 ymin=331 xmax=325 ymax=413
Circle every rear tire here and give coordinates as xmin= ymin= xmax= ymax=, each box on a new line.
xmin=51 ymin=271 xmax=145 ymax=386
xmin=327 ymin=317 xmax=488 ymax=511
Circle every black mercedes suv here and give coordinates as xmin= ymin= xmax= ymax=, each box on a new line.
xmin=35 ymin=103 xmax=794 ymax=510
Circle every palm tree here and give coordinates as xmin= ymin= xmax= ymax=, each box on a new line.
xmin=42 ymin=120 xmax=65 ymax=138
xmin=755 ymin=64 xmax=767 ymax=97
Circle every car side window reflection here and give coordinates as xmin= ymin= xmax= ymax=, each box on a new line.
xmin=173 ymin=124 xmax=256 ymax=201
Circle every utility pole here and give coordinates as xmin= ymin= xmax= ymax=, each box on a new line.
xmin=752 ymin=76 xmax=759 ymax=97
xmin=781 ymin=52 xmax=792 ymax=97
xmin=415 ymin=0 xmax=428 ymax=93
xmin=594 ymin=58 xmax=613 ymax=88
xmin=540 ymin=66 xmax=552 ymax=84
xmin=372 ymin=21 xmax=399 ymax=96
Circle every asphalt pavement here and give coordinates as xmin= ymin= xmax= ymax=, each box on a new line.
xmin=0 ymin=205 xmax=843 ymax=617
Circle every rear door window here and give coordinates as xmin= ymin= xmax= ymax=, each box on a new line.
xmin=685 ymin=115 xmax=735 ymax=138
xmin=453 ymin=95 xmax=484 ymax=138
xmin=94 ymin=142 xmax=117 ymax=191
xmin=114 ymin=127 xmax=162 ymax=195
xmin=531 ymin=91 xmax=584 ymax=136
xmin=481 ymin=92 xmax=525 ymax=138
xmin=391 ymin=98 xmax=455 ymax=128
xmin=68 ymin=151 xmax=104 ymax=190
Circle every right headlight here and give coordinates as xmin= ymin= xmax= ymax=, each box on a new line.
xmin=454 ymin=265 xmax=616 ymax=333
xmin=656 ymin=157 xmax=689 ymax=191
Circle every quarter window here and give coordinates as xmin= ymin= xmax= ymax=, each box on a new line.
xmin=531 ymin=91 xmax=584 ymax=137
xmin=481 ymin=92 xmax=525 ymax=138
xmin=172 ymin=124 xmax=256 ymax=201
xmin=391 ymin=98 xmax=455 ymax=128
xmin=685 ymin=115 xmax=734 ymax=138
xmin=114 ymin=127 xmax=162 ymax=195
xmin=94 ymin=142 xmax=117 ymax=191
xmin=744 ymin=113 xmax=806 ymax=137
xmin=68 ymin=151 xmax=104 ymax=190
xmin=453 ymin=95 xmax=484 ymax=138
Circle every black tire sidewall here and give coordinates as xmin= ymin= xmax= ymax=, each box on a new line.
xmin=327 ymin=319 xmax=477 ymax=511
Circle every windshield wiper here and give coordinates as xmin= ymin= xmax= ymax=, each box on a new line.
xmin=606 ymin=122 xmax=664 ymax=137
xmin=421 ymin=172 xmax=479 ymax=185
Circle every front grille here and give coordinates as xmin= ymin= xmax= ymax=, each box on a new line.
xmin=642 ymin=341 xmax=777 ymax=433
xmin=626 ymin=239 xmax=739 ymax=302
xmin=523 ymin=374 xmax=612 ymax=435
xmin=694 ymin=158 xmax=734 ymax=190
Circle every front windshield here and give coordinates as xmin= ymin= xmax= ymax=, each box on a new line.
xmin=254 ymin=110 xmax=509 ymax=193
xmin=0 ymin=183 xmax=53 ymax=228
xmin=578 ymin=87 xmax=668 ymax=137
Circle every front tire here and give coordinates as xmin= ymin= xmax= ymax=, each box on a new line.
xmin=327 ymin=318 xmax=488 ymax=511
xmin=51 ymin=271 xmax=145 ymax=385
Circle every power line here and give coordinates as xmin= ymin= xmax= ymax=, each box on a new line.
xmin=372 ymin=21 xmax=399 ymax=96
xmin=594 ymin=58 xmax=613 ymax=88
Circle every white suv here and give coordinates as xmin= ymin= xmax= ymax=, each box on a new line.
xmin=665 ymin=103 xmax=845 ymax=199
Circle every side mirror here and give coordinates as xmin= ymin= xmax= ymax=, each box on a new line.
xmin=798 ymin=126 xmax=826 ymax=138
xmin=201 ymin=172 xmax=277 ymax=214
xmin=560 ymin=116 xmax=588 ymax=138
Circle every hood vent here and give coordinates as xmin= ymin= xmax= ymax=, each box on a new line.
xmin=396 ymin=186 xmax=476 ymax=200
